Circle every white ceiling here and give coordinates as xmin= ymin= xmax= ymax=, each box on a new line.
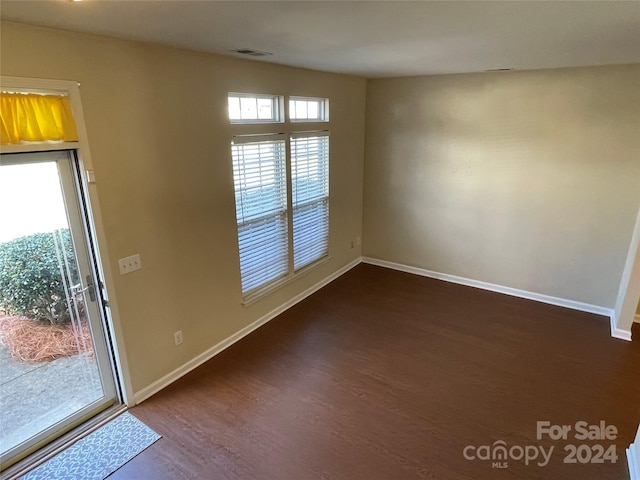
xmin=1 ymin=1 xmax=639 ymax=78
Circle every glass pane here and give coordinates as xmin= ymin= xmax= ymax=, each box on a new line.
xmin=0 ymin=161 xmax=104 ymax=457
xmin=257 ymin=98 xmax=274 ymax=120
xmin=291 ymin=136 xmax=329 ymax=204
xmin=295 ymin=100 xmax=308 ymax=119
xmin=240 ymin=97 xmax=258 ymax=119
xmin=232 ymin=138 xmax=289 ymax=294
xmin=228 ymin=96 xmax=241 ymax=120
xmin=232 ymin=140 xmax=287 ymax=223
xmin=289 ymin=100 xmax=296 ymax=119
xmin=293 ymin=201 xmax=328 ymax=270
xmin=237 ymin=213 xmax=288 ymax=293
xmin=307 ymin=101 xmax=319 ymax=119
xmin=290 ymin=97 xmax=327 ymax=121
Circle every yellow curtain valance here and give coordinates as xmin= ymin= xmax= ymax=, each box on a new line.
xmin=0 ymin=92 xmax=79 ymax=145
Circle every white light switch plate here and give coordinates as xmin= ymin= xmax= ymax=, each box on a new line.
xmin=118 ymin=254 xmax=141 ymax=275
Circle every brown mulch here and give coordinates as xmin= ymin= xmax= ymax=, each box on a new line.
xmin=0 ymin=314 xmax=93 ymax=363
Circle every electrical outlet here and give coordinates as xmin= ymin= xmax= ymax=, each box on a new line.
xmin=174 ymin=330 xmax=183 ymax=346
xmin=350 ymin=240 xmax=355 ymax=249
xmin=118 ymin=254 xmax=141 ymax=275
xmin=356 ymin=236 xmax=361 ymax=247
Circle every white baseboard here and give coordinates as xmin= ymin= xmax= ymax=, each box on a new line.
xmin=134 ymin=257 xmax=361 ymax=404
xmin=362 ymin=256 xmax=616 ymax=321
xmin=629 ymin=446 xmax=639 ymax=480
xmin=611 ymin=315 xmax=633 ymax=342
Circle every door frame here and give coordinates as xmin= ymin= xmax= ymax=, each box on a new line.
xmin=0 ymin=76 xmax=134 ymax=404
xmin=613 ymin=202 xmax=640 ymax=340
xmin=0 ymin=151 xmax=121 ymax=468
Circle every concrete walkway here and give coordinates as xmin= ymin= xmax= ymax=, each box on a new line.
xmin=0 ymin=343 xmax=103 ymax=454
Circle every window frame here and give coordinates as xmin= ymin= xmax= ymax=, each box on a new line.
xmin=231 ymin=134 xmax=290 ymax=298
xmin=289 ymin=96 xmax=329 ymax=122
xmin=290 ymin=131 xmax=330 ymax=271
xmin=228 ymin=93 xmax=284 ymax=124
xmin=0 ymin=76 xmax=135 ymax=406
xmin=228 ymin=92 xmax=331 ymax=303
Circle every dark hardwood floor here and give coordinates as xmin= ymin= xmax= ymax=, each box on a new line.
xmin=112 ymin=264 xmax=640 ymax=479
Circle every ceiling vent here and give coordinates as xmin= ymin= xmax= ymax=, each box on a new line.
xmin=231 ymin=49 xmax=273 ymax=57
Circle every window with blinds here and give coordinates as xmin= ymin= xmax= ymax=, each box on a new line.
xmin=231 ymin=135 xmax=288 ymax=294
xmin=291 ymin=133 xmax=329 ymax=270
xmin=229 ymin=93 xmax=330 ymax=301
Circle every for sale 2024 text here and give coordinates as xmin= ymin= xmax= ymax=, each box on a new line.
xmin=463 ymin=421 xmax=619 ymax=469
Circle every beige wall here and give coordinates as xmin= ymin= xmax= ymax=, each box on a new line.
xmin=0 ymin=22 xmax=366 ymax=394
xmin=364 ymin=65 xmax=640 ymax=308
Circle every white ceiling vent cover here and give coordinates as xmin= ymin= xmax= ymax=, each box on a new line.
xmin=231 ymin=49 xmax=273 ymax=57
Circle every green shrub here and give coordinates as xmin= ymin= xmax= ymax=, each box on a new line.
xmin=0 ymin=230 xmax=80 ymax=325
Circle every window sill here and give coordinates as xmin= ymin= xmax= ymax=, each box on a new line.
xmin=241 ymin=255 xmax=330 ymax=306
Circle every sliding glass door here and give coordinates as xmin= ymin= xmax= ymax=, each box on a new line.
xmin=0 ymin=150 xmax=118 ymax=468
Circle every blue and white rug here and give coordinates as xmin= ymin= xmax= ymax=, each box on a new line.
xmin=21 ymin=412 xmax=160 ymax=480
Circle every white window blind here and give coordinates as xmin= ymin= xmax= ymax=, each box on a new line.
xmin=232 ymin=135 xmax=288 ymax=294
xmin=291 ymin=132 xmax=329 ymax=270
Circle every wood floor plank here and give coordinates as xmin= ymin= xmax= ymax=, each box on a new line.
xmin=112 ymin=264 xmax=640 ymax=479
